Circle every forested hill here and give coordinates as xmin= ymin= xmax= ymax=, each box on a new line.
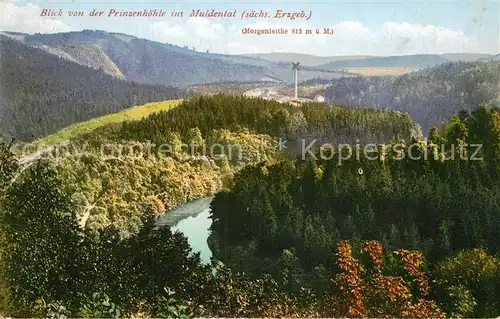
xmin=83 ymin=94 xmax=421 ymax=146
xmin=0 ymin=35 xmax=187 ymax=142
xmin=208 ymin=105 xmax=500 ymax=317
xmin=5 ymin=30 xmax=347 ymax=86
xmin=324 ymin=61 xmax=500 ymax=132
xmin=318 ymin=54 xmax=449 ymax=70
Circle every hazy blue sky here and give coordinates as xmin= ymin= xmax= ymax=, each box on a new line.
xmin=2 ymin=0 xmax=499 ymax=55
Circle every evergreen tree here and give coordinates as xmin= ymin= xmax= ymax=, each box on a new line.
xmin=277 ymin=248 xmax=304 ymax=293
xmin=186 ymin=127 xmax=203 ymax=155
xmin=0 ymin=142 xmax=18 ymax=197
xmin=428 ymin=127 xmax=442 ymax=145
xmin=446 ymin=115 xmax=469 ymax=145
xmin=2 ymin=163 xmax=81 ymax=314
xmin=166 ymin=132 xmax=183 ymax=155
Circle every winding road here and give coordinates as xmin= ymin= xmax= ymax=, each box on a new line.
xmin=18 ymin=141 xmax=69 ymax=165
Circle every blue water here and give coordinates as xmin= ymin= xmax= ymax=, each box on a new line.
xmin=171 ymin=208 xmax=213 ymax=264
xmin=156 ymin=197 xmax=213 ymax=264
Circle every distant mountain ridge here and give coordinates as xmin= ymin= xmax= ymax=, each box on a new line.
xmin=318 ymin=54 xmax=451 ymax=70
xmin=323 ymin=60 xmax=500 ymax=133
xmin=36 ymin=42 xmax=126 ymax=78
xmin=479 ymin=54 xmax=500 ymax=62
xmin=243 ymin=52 xmax=496 ymax=68
xmin=0 ymin=35 xmax=187 ymax=141
xmin=241 ymin=53 xmax=374 ymax=67
xmin=1 ymin=30 xmax=348 ymax=86
xmin=23 ymin=30 xmax=278 ymax=86
xmin=441 ymin=53 xmax=494 ymax=62
xmin=3 ymin=30 xmax=495 ymax=86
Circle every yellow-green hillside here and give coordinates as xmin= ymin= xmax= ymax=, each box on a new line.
xmin=32 ymin=99 xmax=183 ymax=146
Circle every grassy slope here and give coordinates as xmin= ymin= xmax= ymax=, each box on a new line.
xmin=347 ymin=67 xmax=419 ymax=76
xmin=32 ymin=99 xmax=183 ymax=146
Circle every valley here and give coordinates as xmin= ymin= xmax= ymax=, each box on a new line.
xmin=2 ymin=29 xmax=498 ymax=142
xmin=1 ymin=27 xmax=500 ymax=318
xmin=3 ymin=92 xmax=500 ymax=317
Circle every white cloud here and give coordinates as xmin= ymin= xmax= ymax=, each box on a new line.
xmin=151 ymin=17 xmax=224 ymax=48
xmin=0 ymin=2 xmax=489 ymax=55
xmin=151 ymin=22 xmax=185 ymax=39
xmin=334 ymin=20 xmax=372 ymax=39
xmin=380 ymin=21 xmax=478 ymax=54
xmin=0 ymin=2 xmax=71 ymax=34
xmin=150 ymin=18 xmax=329 ymax=54
xmin=187 ymin=18 xmax=224 ymax=39
xmin=148 ymin=18 xmax=485 ymax=56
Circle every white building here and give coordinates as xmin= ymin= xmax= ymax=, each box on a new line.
xmin=314 ymin=95 xmax=325 ymax=103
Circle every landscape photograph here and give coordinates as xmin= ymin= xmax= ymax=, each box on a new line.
xmin=1 ymin=0 xmax=500 ymax=317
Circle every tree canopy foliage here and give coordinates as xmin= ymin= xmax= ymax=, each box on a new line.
xmin=324 ymin=61 xmax=500 ymax=132
xmin=88 ymin=94 xmax=422 ymax=147
xmin=0 ymin=157 xmax=450 ymax=317
xmin=2 ymin=95 xmax=500 ymax=317
xmin=209 ymin=105 xmax=500 ymax=317
xmin=0 ymin=36 xmax=188 ymax=141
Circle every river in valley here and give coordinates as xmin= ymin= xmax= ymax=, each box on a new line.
xmin=155 ymin=197 xmax=214 ymax=264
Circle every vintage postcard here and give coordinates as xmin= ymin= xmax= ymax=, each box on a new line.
xmin=0 ymin=0 xmax=499 ymax=317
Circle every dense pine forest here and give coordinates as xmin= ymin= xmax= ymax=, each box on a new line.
xmin=1 ymin=27 xmax=500 ymax=317
xmin=208 ymin=104 xmax=500 ymax=317
xmin=0 ymin=143 xmax=487 ymax=318
xmin=324 ymin=61 xmax=500 ymax=132
xmin=86 ymin=94 xmax=421 ymax=145
xmin=1 ymin=90 xmax=500 ymax=317
xmin=34 ymin=95 xmax=418 ymax=235
xmin=2 ymin=107 xmax=500 ymax=316
xmin=0 ymin=36 xmax=188 ymax=141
